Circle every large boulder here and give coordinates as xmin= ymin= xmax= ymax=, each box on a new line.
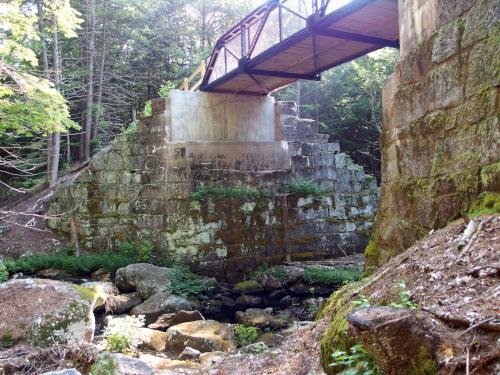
xmin=81 ymin=281 xmax=115 ymax=310
xmin=0 ymin=279 xmax=95 ymax=347
xmin=130 ymin=292 xmax=192 ymax=324
xmin=115 ymin=263 xmax=172 ymax=299
xmin=105 ymin=292 xmax=143 ymax=314
xmin=148 ymin=310 xmax=204 ymax=330
xmin=235 ymin=308 xmax=286 ymax=330
xmin=165 ymin=320 xmax=237 ymax=353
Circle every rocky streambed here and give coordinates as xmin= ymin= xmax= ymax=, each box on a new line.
xmin=0 ymin=256 xmax=363 ymax=374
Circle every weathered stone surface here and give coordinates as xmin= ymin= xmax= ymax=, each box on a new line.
xmin=235 ymin=308 xmax=286 ymax=330
xmin=137 ymin=327 xmax=168 ymax=351
xmin=256 ymin=332 xmax=284 ymax=347
xmin=81 ymin=281 xmax=114 ymax=310
xmin=48 ymin=95 xmax=378 ymax=280
xmin=165 ymin=320 xmax=237 ymax=353
xmin=148 ymin=310 xmax=205 ymax=330
xmin=232 ymin=280 xmax=264 ymax=294
xmin=347 ymin=307 xmax=458 ymax=375
xmin=130 ymin=292 xmax=192 ymax=324
xmin=368 ymin=0 xmax=500 ymax=271
xmin=115 ymin=263 xmax=172 ymax=299
xmin=178 ymin=346 xmax=201 ymax=361
xmin=40 ymin=370 xmax=81 ymax=375
xmin=101 ymin=353 xmax=154 ymax=375
xmin=0 ymin=279 xmax=95 ymax=347
xmin=105 ymin=292 xmax=143 ymax=314
xmin=235 ymin=294 xmax=262 ymax=308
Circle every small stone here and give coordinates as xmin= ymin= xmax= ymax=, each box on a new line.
xmin=279 ymin=295 xmax=292 ymax=308
xmin=137 ymin=328 xmax=168 ymax=351
xmin=235 ymin=308 xmax=286 ymax=329
xmin=256 ymin=332 xmax=284 ymax=347
xmin=220 ymin=295 xmax=236 ymax=308
xmin=235 ymin=294 xmax=262 ymax=308
xmin=232 ymin=280 xmax=264 ymax=295
xmin=107 ymin=353 xmax=154 ymax=375
xmin=179 ymin=346 xmax=201 ymax=361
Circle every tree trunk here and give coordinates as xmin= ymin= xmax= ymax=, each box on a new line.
xmin=295 ymin=81 xmax=301 ymax=117
xmin=49 ymin=15 xmax=61 ymax=187
xmin=83 ymin=0 xmax=95 ymax=161
xmin=37 ymin=0 xmax=57 ymax=185
xmin=92 ymin=0 xmax=107 ymax=142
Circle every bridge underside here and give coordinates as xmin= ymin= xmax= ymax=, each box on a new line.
xmin=201 ymin=0 xmax=399 ymax=96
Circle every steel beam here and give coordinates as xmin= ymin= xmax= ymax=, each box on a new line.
xmin=248 ymin=69 xmax=320 ymax=81
xmin=312 ymin=27 xmax=399 ymax=48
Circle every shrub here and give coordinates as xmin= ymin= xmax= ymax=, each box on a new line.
xmin=389 ymin=282 xmax=417 ymax=310
xmin=103 ymin=315 xmax=144 ymax=352
xmin=234 ymin=324 xmax=258 ymax=347
xmin=0 ymin=263 xmax=8 ymax=283
xmin=106 ymin=333 xmax=129 ymax=353
xmin=117 ymin=239 xmax=153 ymax=263
xmin=168 ymin=265 xmax=208 ymax=298
xmin=303 ymin=267 xmax=362 ymax=285
xmin=281 ymin=179 xmax=325 ymax=196
xmin=329 ymin=343 xmax=380 ymax=375
xmin=250 ymin=264 xmax=289 ymax=283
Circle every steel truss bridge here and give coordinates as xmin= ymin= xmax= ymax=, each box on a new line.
xmin=183 ymin=0 xmax=399 ymax=96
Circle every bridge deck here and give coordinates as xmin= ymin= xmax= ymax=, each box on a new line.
xmin=200 ymin=0 xmax=399 ymax=95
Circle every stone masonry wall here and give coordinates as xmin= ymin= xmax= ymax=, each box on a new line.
xmin=49 ymin=98 xmax=378 ymax=281
xmin=367 ymin=0 xmax=499 ymax=271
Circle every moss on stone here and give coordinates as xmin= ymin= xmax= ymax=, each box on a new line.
xmin=468 ymin=191 xmax=500 ymax=217
xmin=0 ymin=330 xmax=14 ymax=348
xmin=318 ymin=281 xmax=365 ymax=374
xmin=30 ymin=300 xmax=90 ymax=347
xmin=72 ymin=284 xmax=97 ymax=304
xmin=409 ymin=345 xmax=437 ymax=375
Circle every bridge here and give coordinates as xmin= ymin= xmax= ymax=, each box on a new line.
xmin=182 ymin=0 xmax=399 ymax=95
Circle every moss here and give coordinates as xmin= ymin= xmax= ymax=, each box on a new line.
xmin=72 ymin=285 xmax=97 ymax=304
xmin=30 ymin=300 xmax=89 ymax=347
xmin=409 ymin=345 xmax=437 ymax=375
xmin=0 ymin=330 xmax=14 ymax=348
xmin=318 ymin=280 xmax=365 ymax=374
xmin=326 ymin=217 xmax=342 ymax=224
xmin=364 ymin=239 xmax=380 ymax=275
xmin=468 ymin=191 xmax=500 ymax=217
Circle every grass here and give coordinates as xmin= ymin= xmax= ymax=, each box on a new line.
xmin=303 ymin=267 xmax=362 ymax=285
xmin=468 ymin=192 xmax=500 ymax=217
xmin=192 ymin=184 xmax=261 ymax=202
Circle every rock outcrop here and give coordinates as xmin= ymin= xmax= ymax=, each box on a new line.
xmin=367 ymin=0 xmax=500 ymax=271
xmin=319 ymin=215 xmax=499 ymax=374
xmin=0 ymin=279 xmax=95 ymax=347
xmin=115 ymin=263 xmax=172 ymax=299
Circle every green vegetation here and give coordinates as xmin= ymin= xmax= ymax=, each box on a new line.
xmin=106 ymin=333 xmax=129 ymax=353
xmin=234 ymin=324 xmax=259 ymax=347
xmin=117 ymin=239 xmax=153 ymax=263
xmin=468 ymin=192 xmax=500 ymax=217
xmin=0 ymin=263 xmax=8 ymax=283
xmin=192 ymin=184 xmax=261 ymax=202
xmin=303 ymin=267 xmax=362 ymax=285
xmin=281 ymin=179 xmax=325 ymax=197
xmin=247 ymin=342 xmax=268 ymax=354
xmin=2 ymin=251 xmax=136 ymax=277
xmin=329 ymin=343 xmax=380 ymax=375
xmin=168 ymin=265 xmax=209 ymax=297
xmin=250 ymin=264 xmax=289 ymax=283
xmin=389 ymin=282 xmax=418 ymax=310
xmin=90 ymin=353 xmax=115 ymax=375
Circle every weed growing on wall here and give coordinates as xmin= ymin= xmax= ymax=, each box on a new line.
xmin=192 ymin=184 xmax=261 ymax=202
xmin=281 ymin=179 xmax=326 ymax=196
